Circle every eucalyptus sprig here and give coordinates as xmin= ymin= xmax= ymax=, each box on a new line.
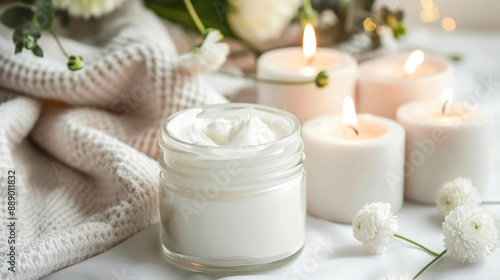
xmin=0 ymin=0 xmax=83 ymax=71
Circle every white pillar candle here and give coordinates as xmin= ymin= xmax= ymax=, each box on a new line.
xmin=302 ymin=96 xmax=405 ymax=223
xmin=397 ymin=89 xmax=491 ymax=204
xmin=257 ymin=24 xmax=358 ymax=124
xmin=357 ymin=50 xmax=452 ymax=120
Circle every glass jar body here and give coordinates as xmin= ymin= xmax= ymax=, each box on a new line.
xmin=158 ymin=103 xmax=306 ymax=274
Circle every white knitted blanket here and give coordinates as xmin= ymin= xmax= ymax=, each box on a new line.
xmin=0 ymin=1 xmax=226 ymax=279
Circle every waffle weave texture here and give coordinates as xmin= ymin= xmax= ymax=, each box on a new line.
xmin=0 ymin=1 xmax=226 ymax=279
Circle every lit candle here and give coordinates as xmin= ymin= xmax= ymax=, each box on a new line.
xmin=302 ymin=23 xmax=316 ymax=74
xmin=257 ymin=24 xmax=358 ymax=124
xmin=404 ymin=50 xmax=424 ymax=77
xmin=302 ymin=96 xmax=405 ymax=223
xmin=357 ymin=50 xmax=452 ymax=120
xmin=396 ymin=89 xmax=491 ymax=204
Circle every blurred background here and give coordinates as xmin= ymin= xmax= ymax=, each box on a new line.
xmin=385 ymin=0 xmax=500 ymax=30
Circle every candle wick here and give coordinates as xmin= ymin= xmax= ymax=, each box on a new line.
xmin=306 ymin=55 xmax=316 ymax=66
xmin=442 ymin=100 xmax=449 ymax=115
xmin=347 ymin=125 xmax=359 ymax=136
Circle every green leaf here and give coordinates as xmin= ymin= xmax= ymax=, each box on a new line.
xmin=56 ymin=10 xmax=71 ymax=27
xmin=15 ymin=42 xmax=23 ymax=54
xmin=392 ymin=21 xmax=406 ymax=39
xmin=13 ymin=27 xmax=24 ymax=44
xmin=36 ymin=0 xmax=53 ymax=29
xmin=0 ymin=7 xmax=34 ymax=28
xmin=23 ymin=25 xmax=41 ymax=38
xmin=23 ymin=35 xmax=36 ymax=50
xmin=145 ymin=0 xmax=235 ymax=38
xmin=32 ymin=46 xmax=43 ymax=57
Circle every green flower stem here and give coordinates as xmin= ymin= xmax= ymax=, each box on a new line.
xmin=219 ymin=70 xmax=314 ymax=86
xmin=413 ymin=249 xmax=447 ymax=279
xmin=303 ymin=0 xmax=313 ymax=12
xmin=50 ymin=30 xmax=68 ymax=58
xmin=394 ymin=234 xmax=439 ymax=257
xmin=183 ymin=0 xmax=206 ymax=35
xmin=481 ymin=201 xmax=500 ymax=205
xmin=145 ymin=2 xmax=262 ymax=55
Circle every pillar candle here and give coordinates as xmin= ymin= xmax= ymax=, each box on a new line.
xmin=302 ymin=96 xmax=405 ymax=223
xmin=397 ymin=90 xmax=491 ymax=204
xmin=357 ymin=51 xmax=452 ymax=120
xmin=257 ymin=24 xmax=357 ymax=124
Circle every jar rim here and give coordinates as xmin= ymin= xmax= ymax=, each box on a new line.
xmin=158 ymin=154 xmax=305 ymax=196
xmin=160 ymin=103 xmax=300 ymax=151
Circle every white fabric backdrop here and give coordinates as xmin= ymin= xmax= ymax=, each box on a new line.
xmin=43 ymin=28 xmax=500 ymax=280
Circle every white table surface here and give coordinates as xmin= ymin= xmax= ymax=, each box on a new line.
xmin=43 ymin=28 xmax=500 ymax=280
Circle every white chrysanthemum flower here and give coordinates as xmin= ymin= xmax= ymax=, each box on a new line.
xmin=443 ymin=205 xmax=497 ymax=263
xmin=54 ymin=0 xmax=127 ymax=19
xmin=353 ymin=202 xmax=398 ymax=255
xmin=178 ymin=30 xmax=230 ymax=74
xmin=493 ymin=214 xmax=500 ymax=249
xmin=379 ymin=275 xmax=411 ymax=280
xmin=437 ymin=177 xmax=481 ymax=217
xmin=227 ymin=0 xmax=301 ymax=43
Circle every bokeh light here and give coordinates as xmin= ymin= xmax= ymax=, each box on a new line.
xmin=420 ymin=0 xmax=434 ymax=10
xmin=441 ymin=17 xmax=456 ymax=31
xmin=420 ymin=8 xmax=440 ymax=22
xmin=363 ymin=18 xmax=377 ymax=32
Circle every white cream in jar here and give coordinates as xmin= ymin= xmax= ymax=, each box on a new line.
xmin=166 ymin=107 xmax=293 ymax=146
xmin=158 ymin=104 xmax=306 ymax=274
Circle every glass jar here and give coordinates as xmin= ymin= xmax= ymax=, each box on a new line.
xmin=158 ymin=103 xmax=306 ymax=274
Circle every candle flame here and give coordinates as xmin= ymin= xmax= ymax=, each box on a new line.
xmin=300 ymin=66 xmax=316 ymax=76
xmin=404 ymin=50 xmax=424 ymax=75
xmin=343 ymin=96 xmax=358 ymax=128
xmin=441 ymin=87 xmax=453 ymax=105
xmin=303 ymin=23 xmax=316 ymax=65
